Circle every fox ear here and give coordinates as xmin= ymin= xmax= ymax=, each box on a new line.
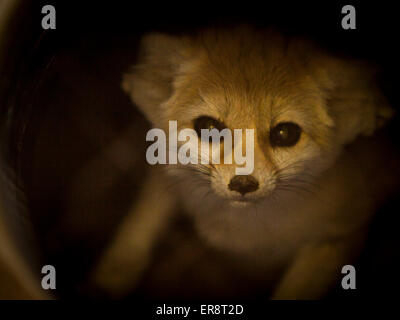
xmin=315 ymin=56 xmax=394 ymax=145
xmin=122 ymin=33 xmax=188 ymax=123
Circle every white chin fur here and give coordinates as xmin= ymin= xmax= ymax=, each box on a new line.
xmin=229 ymin=200 xmax=252 ymax=208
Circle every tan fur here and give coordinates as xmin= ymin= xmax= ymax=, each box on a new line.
xmin=97 ymin=26 xmax=397 ymax=299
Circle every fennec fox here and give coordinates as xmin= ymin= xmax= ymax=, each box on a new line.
xmin=93 ymin=26 xmax=397 ymax=299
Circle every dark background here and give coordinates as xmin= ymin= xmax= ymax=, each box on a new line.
xmin=1 ymin=0 xmax=400 ymax=300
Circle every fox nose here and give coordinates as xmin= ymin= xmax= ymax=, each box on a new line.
xmin=228 ymin=175 xmax=259 ymax=195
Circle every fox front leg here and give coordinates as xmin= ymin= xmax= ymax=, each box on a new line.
xmin=92 ymin=166 xmax=176 ymax=297
xmin=271 ymin=236 xmax=362 ymax=300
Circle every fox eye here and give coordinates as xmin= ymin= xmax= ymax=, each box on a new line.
xmin=193 ymin=116 xmax=225 ymax=137
xmin=270 ymin=122 xmax=302 ymax=147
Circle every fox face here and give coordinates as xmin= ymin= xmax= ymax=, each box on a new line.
xmin=123 ymin=26 xmax=393 ymax=209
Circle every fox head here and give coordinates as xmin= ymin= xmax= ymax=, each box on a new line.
xmin=122 ymin=26 xmax=393 ymax=207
